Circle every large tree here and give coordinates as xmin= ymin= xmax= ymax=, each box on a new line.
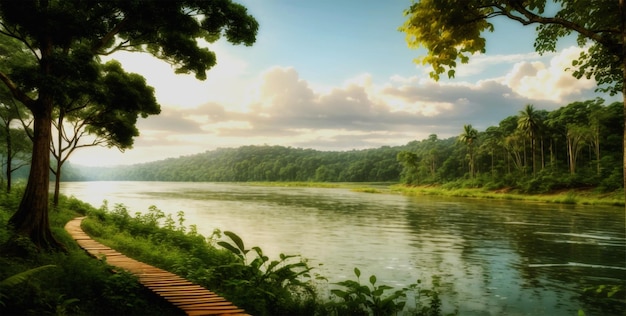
xmin=518 ymin=104 xmax=542 ymax=175
xmin=0 ymin=0 xmax=258 ymax=248
xmin=50 ymin=60 xmax=160 ymax=206
xmin=459 ymin=124 xmax=479 ymax=178
xmin=400 ymin=0 xmax=625 ymax=196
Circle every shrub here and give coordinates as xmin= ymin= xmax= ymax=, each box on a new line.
xmin=216 ymin=230 xmax=318 ymax=315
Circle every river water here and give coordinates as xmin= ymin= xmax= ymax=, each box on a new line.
xmin=60 ymin=181 xmax=626 ymax=315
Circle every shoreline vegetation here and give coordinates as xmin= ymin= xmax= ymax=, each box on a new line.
xmin=248 ymin=181 xmax=625 ymax=207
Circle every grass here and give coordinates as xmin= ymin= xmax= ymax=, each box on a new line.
xmin=247 ymin=181 xmax=624 ymax=206
xmin=389 ymin=184 xmax=625 ymax=206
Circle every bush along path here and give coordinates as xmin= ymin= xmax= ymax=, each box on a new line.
xmin=65 ymin=217 xmax=249 ymax=316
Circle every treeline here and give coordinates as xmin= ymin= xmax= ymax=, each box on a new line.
xmin=67 ymin=98 xmax=624 ymax=193
xmin=396 ymin=99 xmax=623 ymax=192
xmin=68 ymin=145 xmax=404 ymax=182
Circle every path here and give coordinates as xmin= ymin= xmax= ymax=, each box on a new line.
xmin=64 ymin=217 xmax=249 ymax=316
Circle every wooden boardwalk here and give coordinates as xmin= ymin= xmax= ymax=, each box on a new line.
xmin=65 ymin=217 xmax=250 ymax=316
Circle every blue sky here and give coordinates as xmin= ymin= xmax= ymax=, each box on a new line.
xmin=69 ymin=1 xmax=619 ymax=166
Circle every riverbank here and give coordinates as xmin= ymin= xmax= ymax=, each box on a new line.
xmin=389 ymin=185 xmax=625 ymax=207
xmin=248 ymin=181 xmax=625 ymax=207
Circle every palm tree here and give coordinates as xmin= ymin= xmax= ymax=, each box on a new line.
xmin=517 ymin=104 xmax=542 ymax=175
xmin=459 ymin=124 xmax=478 ymax=178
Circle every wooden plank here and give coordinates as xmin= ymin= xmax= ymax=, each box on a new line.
xmin=170 ymin=298 xmax=228 ymax=305
xmin=149 ymin=285 xmax=208 ymax=292
xmin=185 ymin=309 xmax=247 ymax=316
xmin=64 ymin=217 xmax=248 ymax=316
xmin=178 ymin=302 xmax=235 ymax=308
xmin=142 ymin=280 xmax=195 ymax=286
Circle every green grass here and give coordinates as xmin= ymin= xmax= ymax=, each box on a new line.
xmin=248 ymin=181 xmax=624 ymax=206
xmin=389 ymin=184 xmax=624 ymax=206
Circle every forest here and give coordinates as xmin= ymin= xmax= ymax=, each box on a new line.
xmin=64 ymin=98 xmax=624 ymax=194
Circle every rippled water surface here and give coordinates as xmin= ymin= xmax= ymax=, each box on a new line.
xmin=61 ymin=181 xmax=626 ymax=315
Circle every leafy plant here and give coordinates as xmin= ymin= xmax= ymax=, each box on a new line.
xmin=328 ymin=267 xmax=408 ymax=316
xmin=0 ymin=265 xmax=56 ymax=307
xmin=326 ymin=270 xmax=454 ymax=316
xmin=217 ymin=230 xmax=317 ymax=315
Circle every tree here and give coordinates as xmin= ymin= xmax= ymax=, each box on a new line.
xmin=0 ymin=92 xmax=31 ymax=193
xmin=397 ymin=151 xmax=420 ymax=184
xmin=0 ymin=34 xmax=33 ymax=192
xmin=0 ymin=0 xmax=258 ymax=248
xmin=50 ymin=60 xmax=160 ymax=206
xmin=481 ymin=126 xmax=504 ymax=178
xmin=566 ymin=124 xmax=589 ymax=174
xmin=400 ymin=0 xmax=625 ymax=197
xmin=459 ymin=124 xmax=479 ymax=178
xmin=518 ymin=104 xmax=542 ymax=175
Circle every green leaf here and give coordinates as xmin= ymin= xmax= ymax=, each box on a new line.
xmin=217 ymin=241 xmax=242 ymax=258
xmin=223 ymin=231 xmax=245 ymax=253
xmin=1 ymin=265 xmax=56 ymax=288
xmin=369 ymin=275 xmax=377 ymax=285
xmin=354 ymin=267 xmax=361 ymax=278
xmin=331 ymin=289 xmax=348 ymax=298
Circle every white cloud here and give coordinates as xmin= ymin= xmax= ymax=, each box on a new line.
xmin=502 ymin=46 xmax=595 ymax=102
xmin=103 ymin=44 xmax=251 ymax=109
xmin=71 ymin=46 xmax=607 ymax=167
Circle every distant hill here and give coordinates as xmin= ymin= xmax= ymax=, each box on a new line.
xmin=64 ymin=144 xmax=408 ymax=182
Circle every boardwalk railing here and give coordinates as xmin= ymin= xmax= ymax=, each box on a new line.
xmin=65 ymin=217 xmax=250 ymax=316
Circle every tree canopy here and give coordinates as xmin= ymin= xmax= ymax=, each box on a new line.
xmin=399 ymin=0 xmax=622 ymax=95
xmin=400 ymin=0 xmax=625 ymax=200
xmin=0 ymin=0 xmax=258 ymax=248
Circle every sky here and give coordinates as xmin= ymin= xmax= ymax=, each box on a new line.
xmin=69 ymin=0 xmax=620 ymax=167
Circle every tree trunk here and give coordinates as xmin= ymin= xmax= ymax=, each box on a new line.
xmin=8 ymin=97 xmax=61 ymax=249
xmin=5 ymin=122 xmax=11 ymax=193
xmin=619 ymin=0 xmax=626 ymax=215
xmin=53 ymin=113 xmax=64 ymax=206
xmin=53 ymin=160 xmax=62 ymax=206
xmin=530 ymin=134 xmax=537 ymax=178
xmin=540 ymin=136 xmax=546 ymax=170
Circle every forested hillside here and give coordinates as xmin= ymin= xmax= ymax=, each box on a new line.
xmin=68 ymin=145 xmax=404 ymax=182
xmin=67 ymin=99 xmax=624 ymax=193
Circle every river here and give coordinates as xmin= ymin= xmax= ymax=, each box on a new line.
xmin=60 ymin=181 xmax=626 ymax=315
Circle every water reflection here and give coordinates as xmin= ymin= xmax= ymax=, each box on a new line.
xmin=60 ymin=181 xmax=625 ymax=315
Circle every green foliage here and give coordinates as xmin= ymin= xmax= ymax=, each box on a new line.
xmin=580 ymin=284 xmax=625 ymax=315
xmin=0 ymin=0 xmax=259 ymax=249
xmin=69 ymin=145 xmax=404 ymax=183
xmin=400 ymin=1 xmax=623 ymax=95
xmin=216 ymin=230 xmax=318 ymax=315
xmin=323 ymin=269 xmax=454 ymax=316
xmin=82 ymin=204 xmax=319 ymax=315
xmin=0 ymin=189 xmax=181 ymax=316
xmin=327 ymin=267 xmax=408 ymax=316
xmin=0 ymin=264 xmax=56 ymax=307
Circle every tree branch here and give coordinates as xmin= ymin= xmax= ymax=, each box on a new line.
xmin=0 ymin=71 xmax=35 ymax=110
xmin=91 ymin=15 xmax=129 ymax=54
xmin=496 ymin=1 xmax=616 ymax=50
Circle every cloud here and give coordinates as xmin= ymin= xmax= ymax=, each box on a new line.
xmin=103 ymin=44 xmax=252 ymax=109
xmin=71 ymin=46 xmax=608 ymax=167
xmin=502 ymin=46 xmax=596 ymax=103
xmin=137 ymin=67 xmax=548 ymax=145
